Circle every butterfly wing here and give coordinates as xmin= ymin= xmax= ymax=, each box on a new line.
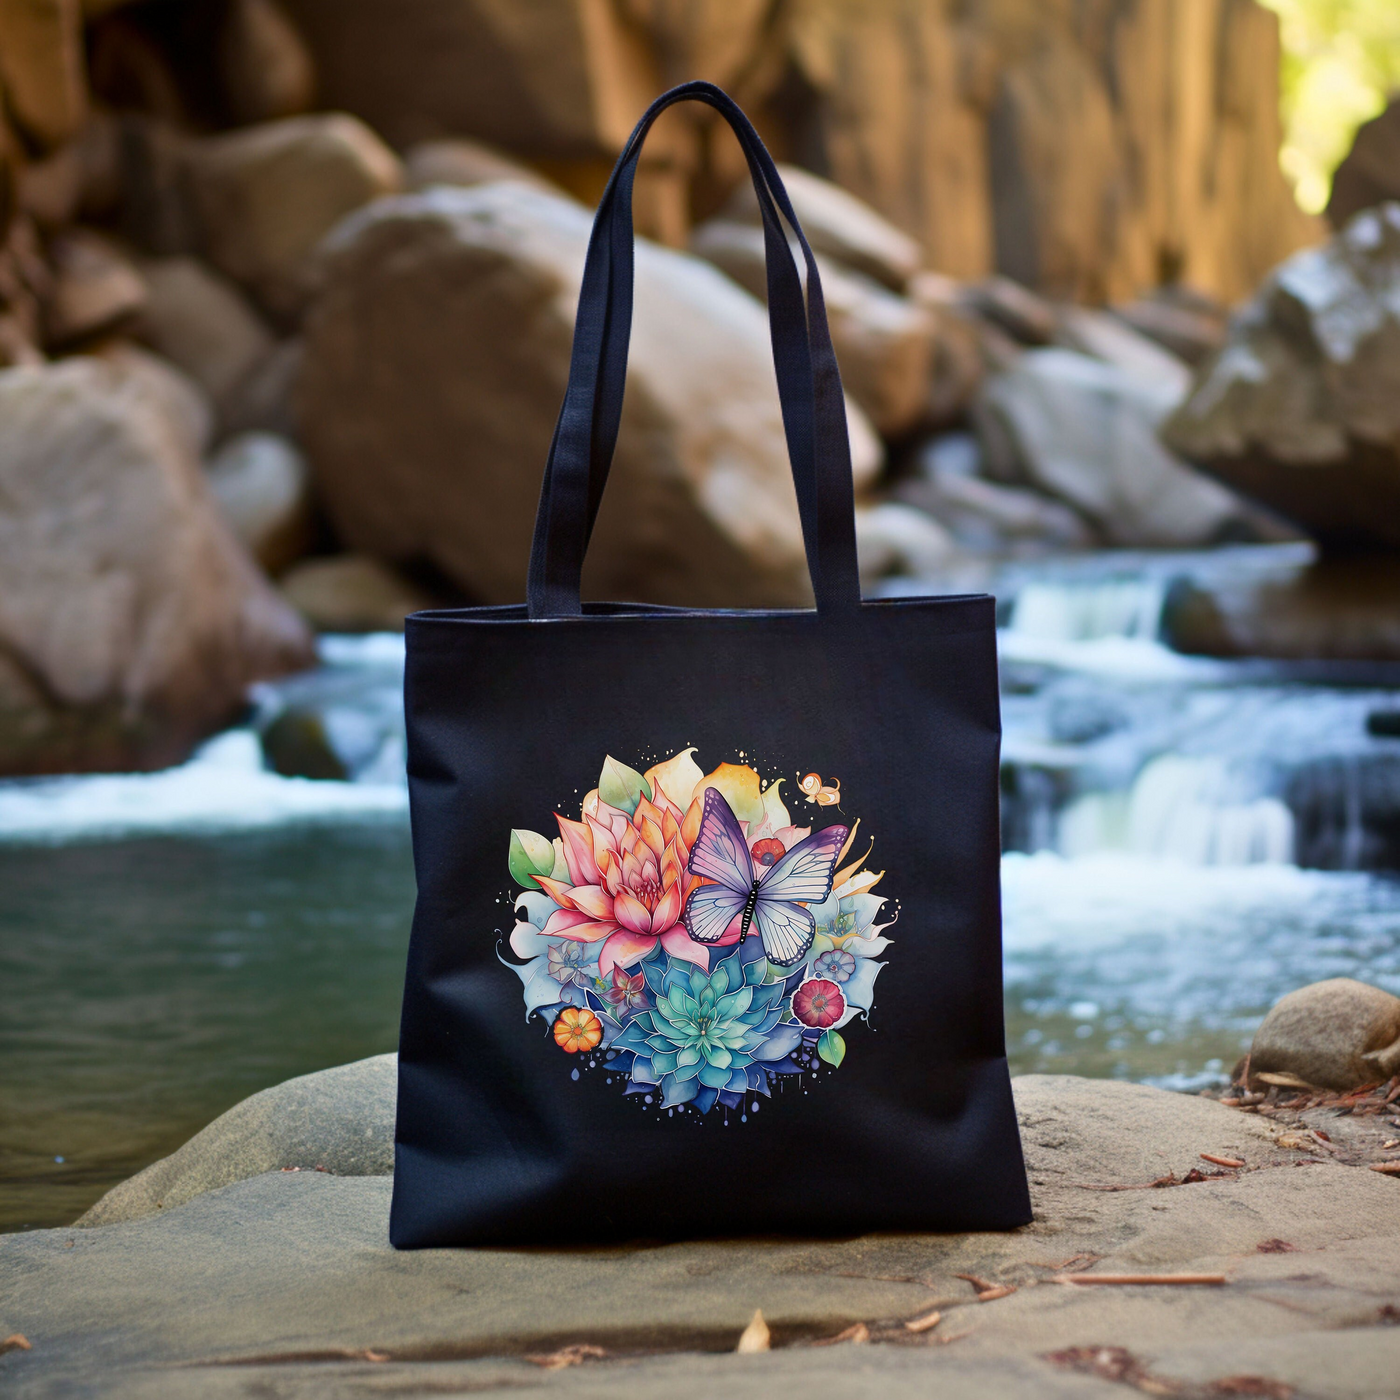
xmin=683 ymin=883 xmax=748 ymax=945
xmin=757 ymin=824 xmax=849 ymax=903
xmin=687 ymin=788 xmax=755 ymax=892
xmin=751 ymin=898 xmax=816 ymax=967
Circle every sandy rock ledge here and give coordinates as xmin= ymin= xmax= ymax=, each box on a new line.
xmin=2 ymin=1063 xmax=1397 ymax=1399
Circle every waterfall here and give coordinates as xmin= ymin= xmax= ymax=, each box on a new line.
xmin=1007 ymin=579 xmax=1166 ymax=642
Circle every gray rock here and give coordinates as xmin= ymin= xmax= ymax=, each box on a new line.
xmin=979 ymin=347 xmax=1247 ymax=547
xmin=1052 ymin=303 xmax=1193 ymax=399
xmin=6 ymin=1072 xmax=1399 ymax=1399
xmin=78 ymin=1053 xmax=396 ymax=1227
xmin=854 ymin=502 xmax=958 ymax=585
xmin=403 ymin=137 xmax=562 ymax=196
xmin=1162 ymin=203 xmax=1400 ymax=553
xmin=1248 ymin=978 xmax=1400 ymax=1091
xmin=206 ymin=431 xmax=314 ymax=575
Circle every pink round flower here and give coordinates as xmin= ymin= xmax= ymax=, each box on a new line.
xmin=792 ymin=978 xmax=845 ymax=1030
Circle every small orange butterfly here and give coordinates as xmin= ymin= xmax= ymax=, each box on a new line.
xmin=799 ymin=772 xmax=841 ymax=806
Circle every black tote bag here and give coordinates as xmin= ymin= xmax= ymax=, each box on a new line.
xmin=390 ymin=82 xmax=1030 ymax=1248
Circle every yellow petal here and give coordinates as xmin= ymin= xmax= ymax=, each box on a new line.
xmin=645 ymin=747 xmax=704 ymax=812
xmin=760 ymin=776 xmax=791 ymax=830
xmin=697 ymin=762 xmax=765 ymax=828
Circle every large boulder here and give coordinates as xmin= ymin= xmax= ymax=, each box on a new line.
xmin=185 ymin=112 xmax=403 ymax=319
xmin=1328 ymin=98 xmax=1400 ymax=229
xmin=1163 ymin=204 xmax=1400 ymax=554
xmin=298 ymin=182 xmax=882 ymax=609
xmin=691 ymin=219 xmax=933 ymax=436
xmin=978 ymin=347 xmax=1247 ymax=547
xmin=0 ymin=355 xmax=313 ymax=775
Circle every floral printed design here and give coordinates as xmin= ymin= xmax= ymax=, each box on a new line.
xmin=503 ymin=749 xmax=894 ymax=1115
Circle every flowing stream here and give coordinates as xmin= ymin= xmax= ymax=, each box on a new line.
xmin=5 ymin=554 xmax=1400 ymax=1230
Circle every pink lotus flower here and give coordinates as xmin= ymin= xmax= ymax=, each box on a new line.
xmin=537 ymin=789 xmax=710 ymax=977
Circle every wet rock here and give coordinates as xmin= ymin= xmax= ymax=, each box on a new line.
xmin=185 ymin=112 xmax=403 ymax=320
xmin=1328 ymin=98 xmax=1400 ymax=229
xmin=1285 ymin=755 xmax=1400 ymax=873
xmin=979 ymin=348 xmax=1246 ymax=547
xmin=298 ymin=183 xmax=881 ymax=609
xmin=720 ymin=162 xmax=921 ymax=292
xmin=691 ymin=219 xmax=934 ymax=436
xmin=854 ymin=502 xmax=958 ymax=586
xmin=217 ymin=0 xmax=318 ymax=126
xmin=0 ymin=356 xmax=313 ymax=775
xmin=42 ymin=228 xmax=146 ymax=346
xmin=1162 ymin=204 xmax=1400 ymax=554
xmin=279 ymin=554 xmax=432 ymax=633
xmin=206 ymin=431 xmax=314 ymax=574
xmin=0 ymin=0 xmax=88 ymax=150
xmin=259 ymin=705 xmax=348 ymax=781
xmin=78 ymin=1054 xmax=396 ymax=1227
xmin=1248 ymin=979 xmax=1400 ymax=1091
xmin=403 ymin=138 xmax=561 ymax=196
xmin=1162 ymin=556 xmax=1400 ymax=661
xmin=134 ymin=255 xmax=276 ymax=417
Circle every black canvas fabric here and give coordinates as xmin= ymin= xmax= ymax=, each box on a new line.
xmin=390 ymin=82 xmax=1030 ymax=1248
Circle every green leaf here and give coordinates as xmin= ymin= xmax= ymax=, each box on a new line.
xmin=598 ymin=755 xmax=652 ymax=816
xmin=508 ymin=828 xmax=556 ymax=890
xmin=817 ymin=1029 xmax=846 ymax=1068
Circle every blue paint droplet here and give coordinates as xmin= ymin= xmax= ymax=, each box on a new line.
xmin=740 ymin=1115 xmax=747 ymax=1123
xmin=54 ymin=1156 xmax=65 ymax=1164
xmin=570 ymin=1068 xmax=580 ymax=1081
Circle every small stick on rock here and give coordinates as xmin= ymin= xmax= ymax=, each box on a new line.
xmin=955 ymin=1273 xmax=1017 ymax=1301
xmin=0 ymin=1335 xmax=32 ymax=1355
xmin=736 ymin=1309 xmax=771 ymax=1354
xmin=1369 ymin=1162 xmax=1400 ymax=1175
xmin=1201 ymin=1153 xmax=1245 ymax=1169
xmin=903 ymin=1307 xmax=942 ymax=1334
xmin=1053 ymin=1272 xmax=1227 ymax=1287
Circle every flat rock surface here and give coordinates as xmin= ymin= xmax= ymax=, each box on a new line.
xmin=5 ymin=1074 xmax=1398 ymax=1398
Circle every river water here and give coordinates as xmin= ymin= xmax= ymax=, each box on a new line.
xmin=6 ymin=555 xmax=1400 ymax=1231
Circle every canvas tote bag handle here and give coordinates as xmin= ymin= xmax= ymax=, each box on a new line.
xmin=526 ymin=81 xmax=862 ymax=619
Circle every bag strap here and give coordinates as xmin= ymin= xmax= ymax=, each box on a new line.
xmin=525 ymin=80 xmax=862 ymax=619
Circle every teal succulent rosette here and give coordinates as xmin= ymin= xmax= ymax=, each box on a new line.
xmin=502 ymin=748 xmax=895 ymax=1116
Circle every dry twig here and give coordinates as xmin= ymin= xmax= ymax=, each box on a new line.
xmin=0 ymin=1335 xmax=32 ymax=1356
xmin=1200 ymin=1153 xmax=1244 ymax=1169
xmin=903 ymin=1307 xmax=942 ymax=1334
xmin=1053 ymin=1272 xmax=1227 ymax=1287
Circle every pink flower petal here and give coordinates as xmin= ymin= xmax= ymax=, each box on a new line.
xmin=566 ymin=884 xmax=615 ymax=921
xmin=599 ymin=929 xmax=657 ymax=977
xmin=556 ymin=919 xmax=621 ymax=944
xmin=535 ymin=875 xmax=577 ymax=909
xmin=660 ymin=926 xmax=710 ymax=971
xmin=555 ymin=814 xmax=601 ymax=886
xmin=612 ymin=889 xmax=654 ymax=936
xmin=540 ymin=907 xmax=593 ymax=938
xmin=649 ymin=880 xmax=682 ymax=933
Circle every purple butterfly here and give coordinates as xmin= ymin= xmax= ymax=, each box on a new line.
xmin=683 ymin=787 xmax=849 ymax=967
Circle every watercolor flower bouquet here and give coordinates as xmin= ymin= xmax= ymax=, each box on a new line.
xmin=503 ymin=747 xmax=893 ymax=1116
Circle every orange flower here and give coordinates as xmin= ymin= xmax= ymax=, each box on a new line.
xmin=553 ymin=1006 xmax=602 ymax=1054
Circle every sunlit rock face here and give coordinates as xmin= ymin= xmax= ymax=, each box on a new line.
xmin=1163 ymin=203 xmax=1400 ymax=554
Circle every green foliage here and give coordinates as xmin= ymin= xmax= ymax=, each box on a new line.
xmin=817 ymin=1029 xmax=846 ymax=1068
xmin=508 ymin=828 xmax=556 ymax=890
xmin=1260 ymin=0 xmax=1400 ymax=212
xmin=598 ymin=755 xmax=652 ymax=816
